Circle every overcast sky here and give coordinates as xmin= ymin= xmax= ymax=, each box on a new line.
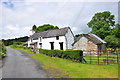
xmin=0 ymin=0 xmax=119 ymax=39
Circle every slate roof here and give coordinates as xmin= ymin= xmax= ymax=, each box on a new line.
xmin=72 ymin=34 xmax=106 ymax=45
xmin=29 ymin=27 xmax=69 ymax=40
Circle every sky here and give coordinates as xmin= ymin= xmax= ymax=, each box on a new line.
xmin=0 ymin=0 xmax=119 ymax=39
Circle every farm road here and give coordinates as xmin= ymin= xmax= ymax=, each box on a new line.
xmin=2 ymin=47 xmax=49 ymax=78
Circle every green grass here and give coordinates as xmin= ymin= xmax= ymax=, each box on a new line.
xmin=84 ymin=54 xmax=118 ymax=64
xmin=10 ymin=45 xmax=35 ymax=54
xmin=31 ymin=54 xmax=118 ymax=78
xmin=11 ymin=46 xmax=118 ymax=78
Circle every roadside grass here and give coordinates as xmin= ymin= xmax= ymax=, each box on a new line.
xmin=11 ymin=46 xmax=118 ymax=78
xmin=31 ymin=54 xmax=118 ymax=78
xmin=10 ymin=45 xmax=35 ymax=54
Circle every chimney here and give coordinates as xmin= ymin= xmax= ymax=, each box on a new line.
xmin=30 ymin=29 xmax=35 ymax=36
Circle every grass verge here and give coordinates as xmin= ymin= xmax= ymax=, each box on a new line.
xmin=11 ymin=47 xmax=118 ymax=78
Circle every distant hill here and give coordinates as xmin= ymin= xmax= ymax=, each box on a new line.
xmin=2 ymin=36 xmax=29 ymax=46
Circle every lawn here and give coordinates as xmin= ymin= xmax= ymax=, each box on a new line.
xmin=11 ymin=46 xmax=118 ymax=78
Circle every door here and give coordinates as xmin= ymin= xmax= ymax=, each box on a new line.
xmin=50 ymin=42 xmax=54 ymax=50
xmin=59 ymin=42 xmax=63 ymax=50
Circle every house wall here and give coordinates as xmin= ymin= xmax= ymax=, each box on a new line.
xmin=27 ymin=37 xmax=39 ymax=47
xmin=73 ymin=36 xmax=98 ymax=51
xmin=65 ymin=28 xmax=74 ymax=49
xmin=42 ymin=36 xmax=66 ymax=50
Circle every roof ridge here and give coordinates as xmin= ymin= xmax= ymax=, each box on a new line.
xmin=35 ymin=27 xmax=69 ymax=34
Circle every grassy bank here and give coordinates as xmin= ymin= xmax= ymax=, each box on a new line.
xmin=31 ymin=54 xmax=118 ymax=78
xmin=0 ymin=40 xmax=6 ymax=59
xmin=11 ymin=46 xmax=118 ymax=78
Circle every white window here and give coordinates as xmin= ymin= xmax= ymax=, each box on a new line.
xmin=31 ymin=38 xmax=33 ymax=42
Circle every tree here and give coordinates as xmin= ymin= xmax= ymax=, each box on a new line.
xmin=87 ymin=11 xmax=115 ymax=39
xmin=112 ymin=24 xmax=120 ymax=38
xmin=35 ymin=24 xmax=59 ymax=33
xmin=87 ymin=11 xmax=120 ymax=49
xmin=104 ymin=35 xmax=120 ymax=50
xmin=32 ymin=25 xmax=37 ymax=31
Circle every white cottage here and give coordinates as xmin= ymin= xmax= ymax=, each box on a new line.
xmin=27 ymin=27 xmax=74 ymax=50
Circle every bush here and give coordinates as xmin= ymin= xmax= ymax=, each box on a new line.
xmin=0 ymin=41 xmax=6 ymax=59
xmin=39 ymin=49 xmax=83 ymax=62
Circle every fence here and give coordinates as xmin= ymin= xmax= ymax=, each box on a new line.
xmin=82 ymin=50 xmax=120 ymax=65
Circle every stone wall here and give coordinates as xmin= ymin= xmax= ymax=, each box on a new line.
xmin=72 ymin=36 xmax=98 ymax=55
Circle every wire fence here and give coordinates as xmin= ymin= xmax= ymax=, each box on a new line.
xmin=82 ymin=50 xmax=120 ymax=65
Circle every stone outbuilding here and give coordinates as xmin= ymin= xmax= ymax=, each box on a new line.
xmin=72 ymin=34 xmax=106 ymax=55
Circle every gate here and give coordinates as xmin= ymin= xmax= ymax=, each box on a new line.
xmin=82 ymin=50 xmax=120 ymax=65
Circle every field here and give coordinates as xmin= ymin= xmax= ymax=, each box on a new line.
xmin=84 ymin=54 xmax=118 ymax=65
xmin=11 ymin=46 xmax=118 ymax=78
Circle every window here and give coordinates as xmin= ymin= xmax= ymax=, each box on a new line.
xmin=40 ymin=37 xmax=42 ymax=42
xmin=39 ymin=43 xmax=42 ymax=48
xmin=56 ymin=36 xmax=59 ymax=40
xmin=59 ymin=42 xmax=63 ymax=50
xmin=31 ymin=38 xmax=33 ymax=42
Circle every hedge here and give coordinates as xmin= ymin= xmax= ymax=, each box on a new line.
xmin=0 ymin=41 xmax=6 ymax=59
xmin=39 ymin=49 xmax=83 ymax=62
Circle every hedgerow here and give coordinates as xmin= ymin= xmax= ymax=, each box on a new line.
xmin=39 ymin=49 xmax=83 ymax=62
xmin=0 ymin=41 xmax=6 ymax=59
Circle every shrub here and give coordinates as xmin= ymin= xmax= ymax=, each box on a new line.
xmin=0 ymin=41 xmax=6 ymax=59
xmin=39 ymin=49 xmax=83 ymax=62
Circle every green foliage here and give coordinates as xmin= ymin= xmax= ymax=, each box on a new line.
xmin=112 ymin=24 xmax=120 ymax=38
xmin=87 ymin=11 xmax=115 ymax=39
xmin=104 ymin=35 xmax=120 ymax=49
xmin=11 ymin=42 xmax=32 ymax=50
xmin=0 ymin=41 xmax=6 ymax=59
xmin=40 ymin=49 xmax=83 ymax=62
xmin=87 ymin=11 xmax=120 ymax=49
xmin=32 ymin=24 xmax=59 ymax=33
xmin=2 ymin=36 xmax=29 ymax=46
xmin=32 ymin=25 xmax=37 ymax=31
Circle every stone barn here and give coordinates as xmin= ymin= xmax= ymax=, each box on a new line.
xmin=72 ymin=34 xmax=106 ymax=55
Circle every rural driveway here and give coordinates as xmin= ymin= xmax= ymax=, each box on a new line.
xmin=2 ymin=47 xmax=49 ymax=78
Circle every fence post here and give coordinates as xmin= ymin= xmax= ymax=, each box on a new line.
xmin=90 ymin=51 xmax=92 ymax=64
xmin=98 ymin=50 xmax=99 ymax=65
xmin=107 ymin=51 xmax=109 ymax=65
xmin=118 ymin=50 xmax=120 ymax=64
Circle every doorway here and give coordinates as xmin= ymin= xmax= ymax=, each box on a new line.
xmin=50 ymin=42 xmax=54 ymax=50
xmin=59 ymin=42 xmax=63 ymax=50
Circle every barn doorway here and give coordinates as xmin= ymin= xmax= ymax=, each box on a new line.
xmin=50 ymin=42 xmax=54 ymax=50
xmin=59 ymin=42 xmax=63 ymax=50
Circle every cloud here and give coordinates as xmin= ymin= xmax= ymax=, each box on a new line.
xmin=0 ymin=1 xmax=118 ymax=39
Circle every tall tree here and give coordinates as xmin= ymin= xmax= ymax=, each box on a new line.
xmin=87 ymin=11 xmax=115 ymax=39
xmin=32 ymin=25 xmax=37 ymax=31
xmin=104 ymin=24 xmax=120 ymax=49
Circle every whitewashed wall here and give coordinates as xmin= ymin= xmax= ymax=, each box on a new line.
xmin=27 ymin=28 xmax=74 ymax=50
xmin=42 ymin=36 xmax=66 ymax=50
xmin=65 ymin=28 xmax=74 ymax=49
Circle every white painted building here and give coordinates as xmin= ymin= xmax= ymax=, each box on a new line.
xmin=27 ymin=27 xmax=74 ymax=50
